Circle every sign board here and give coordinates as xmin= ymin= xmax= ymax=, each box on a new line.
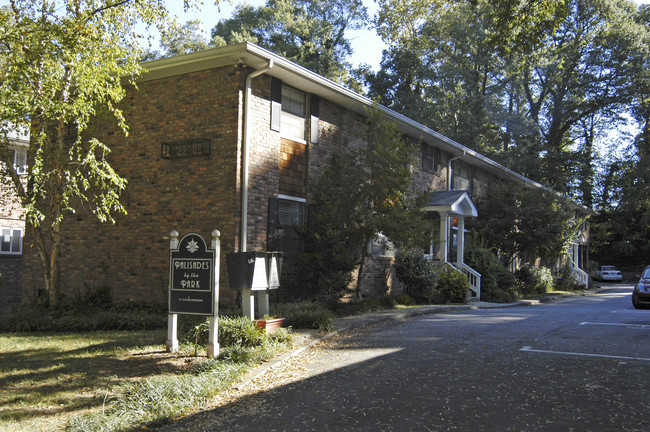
xmin=169 ymin=233 xmax=215 ymax=315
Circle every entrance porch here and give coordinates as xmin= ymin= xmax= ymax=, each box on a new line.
xmin=422 ymin=191 xmax=481 ymax=299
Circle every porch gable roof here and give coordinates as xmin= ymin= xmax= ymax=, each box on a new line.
xmin=422 ymin=190 xmax=478 ymax=217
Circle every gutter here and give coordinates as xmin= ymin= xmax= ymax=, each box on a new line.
xmin=241 ymin=59 xmax=274 ymax=252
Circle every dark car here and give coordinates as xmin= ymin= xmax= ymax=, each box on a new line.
xmin=632 ymin=265 xmax=650 ymax=309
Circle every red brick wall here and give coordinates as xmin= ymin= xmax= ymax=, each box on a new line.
xmin=22 ymin=66 xmax=245 ymax=305
xmin=0 ymin=255 xmax=22 ymax=311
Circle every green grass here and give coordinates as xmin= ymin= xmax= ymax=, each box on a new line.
xmin=0 ymin=327 xmax=294 ymax=432
xmin=0 ymin=330 xmax=166 ymax=431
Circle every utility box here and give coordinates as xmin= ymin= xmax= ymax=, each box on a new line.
xmin=226 ymin=252 xmax=269 ymax=291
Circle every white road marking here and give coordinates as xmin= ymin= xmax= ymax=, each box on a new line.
xmin=520 ymin=346 xmax=650 ymax=362
xmin=580 ymin=322 xmax=650 ymax=329
xmin=611 ymin=310 xmax=650 ymax=314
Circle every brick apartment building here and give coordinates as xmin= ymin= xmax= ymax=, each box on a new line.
xmin=4 ymin=43 xmax=592 ymax=311
xmin=0 ymin=129 xmax=28 ymax=311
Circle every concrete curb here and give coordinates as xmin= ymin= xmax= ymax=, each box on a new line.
xmin=234 ymin=288 xmax=607 ymax=390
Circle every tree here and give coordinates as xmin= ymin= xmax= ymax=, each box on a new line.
xmin=472 ymin=182 xmax=583 ymax=268
xmin=369 ymin=0 xmax=648 ymax=204
xmin=0 ymin=0 xmax=205 ymax=307
xmin=144 ymin=19 xmax=210 ymax=60
xmin=298 ymin=106 xmax=427 ymax=300
xmin=211 ymin=0 xmax=368 ymax=85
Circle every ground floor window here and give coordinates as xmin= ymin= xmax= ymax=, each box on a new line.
xmin=1 ymin=227 xmax=22 ymax=255
xmin=268 ymin=195 xmax=306 ymax=252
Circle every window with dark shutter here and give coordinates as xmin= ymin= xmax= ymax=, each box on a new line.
xmin=452 ymin=160 xmax=473 ymax=192
xmin=269 ymin=79 xmax=307 ymax=142
xmin=422 ymin=143 xmax=435 ymax=172
xmin=267 ymin=196 xmax=305 ymax=252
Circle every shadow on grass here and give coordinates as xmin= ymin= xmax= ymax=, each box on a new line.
xmin=0 ymin=330 xmax=198 ymax=428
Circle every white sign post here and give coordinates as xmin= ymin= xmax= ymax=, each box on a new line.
xmin=166 ymin=230 xmax=180 ymax=353
xmin=166 ymin=229 xmax=221 ymax=358
xmin=207 ymin=230 xmax=221 ymax=358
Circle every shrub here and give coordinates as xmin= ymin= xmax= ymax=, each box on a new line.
xmin=555 ymin=265 xmax=586 ymax=291
xmin=437 ymin=268 xmax=470 ymax=304
xmin=465 ymin=246 xmax=518 ymax=303
xmin=515 ymin=264 xmax=554 ymax=295
xmin=271 ymin=301 xmax=335 ymax=332
xmin=0 ymin=301 xmax=166 ymax=332
xmin=217 ymin=316 xmax=266 ymax=348
xmin=394 ymin=294 xmax=414 ymax=305
xmin=394 ymin=249 xmax=437 ymax=303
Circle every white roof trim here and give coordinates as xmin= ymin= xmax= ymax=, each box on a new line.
xmin=422 ymin=191 xmax=478 ymax=218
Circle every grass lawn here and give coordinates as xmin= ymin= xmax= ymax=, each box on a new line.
xmin=0 ymin=329 xmax=197 ymax=431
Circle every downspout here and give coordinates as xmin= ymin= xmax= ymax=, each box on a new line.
xmin=447 ymin=151 xmax=466 ymax=191
xmin=241 ymin=59 xmax=274 ymax=252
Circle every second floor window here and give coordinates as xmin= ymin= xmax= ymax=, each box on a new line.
xmin=452 ymin=160 xmax=472 ymax=192
xmin=422 ymin=143 xmax=435 ymax=172
xmin=281 ymin=85 xmax=306 ymax=141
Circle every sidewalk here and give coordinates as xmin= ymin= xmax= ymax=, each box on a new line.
xmin=235 ymin=288 xmax=607 ymax=390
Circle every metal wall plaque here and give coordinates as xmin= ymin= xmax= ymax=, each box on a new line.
xmin=161 ymin=138 xmax=210 ymax=159
xmin=169 ymin=233 xmax=215 ymax=315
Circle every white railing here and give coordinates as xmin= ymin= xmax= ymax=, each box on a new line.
xmin=571 ymin=266 xmax=589 ymax=288
xmin=427 ymin=258 xmax=481 ymax=300
xmin=458 ymin=263 xmax=481 ymax=300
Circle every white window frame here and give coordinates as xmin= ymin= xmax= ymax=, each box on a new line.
xmin=452 ymin=160 xmax=472 ymax=192
xmin=1 ymin=226 xmax=23 ymax=255
xmin=280 ymin=85 xmax=307 ymax=143
xmin=8 ymin=148 xmax=28 ymax=175
xmin=422 ymin=143 xmax=435 ymax=172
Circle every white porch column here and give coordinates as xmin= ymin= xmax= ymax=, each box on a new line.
xmin=439 ymin=211 xmax=449 ymax=262
xmin=456 ymin=215 xmax=465 ymax=266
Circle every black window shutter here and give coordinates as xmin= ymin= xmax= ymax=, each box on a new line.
xmin=307 ymin=203 xmax=318 ymax=230
xmin=435 ymin=148 xmax=442 ymax=175
xmin=270 ymin=78 xmax=282 ymax=132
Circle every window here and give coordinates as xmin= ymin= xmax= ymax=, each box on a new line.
xmin=1 ymin=227 xmax=22 ymax=255
xmin=270 ymin=79 xmax=308 ymax=142
xmin=8 ymin=148 xmax=27 ymax=175
xmin=421 ymin=143 xmax=435 ymax=172
xmin=280 ymin=85 xmax=306 ymax=141
xmin=368 ymin=233 xmax=395 ymax=257
xmin=452 ymin=160 xmax=472 ymax=192
xmin=278 ymin=198 xmax=305 ymax=227
xmin=268 ymin=195 xmax=306 ymax=252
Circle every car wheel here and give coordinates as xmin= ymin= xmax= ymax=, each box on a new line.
xmin=632 ymin=293 xmax=643 ymax=309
